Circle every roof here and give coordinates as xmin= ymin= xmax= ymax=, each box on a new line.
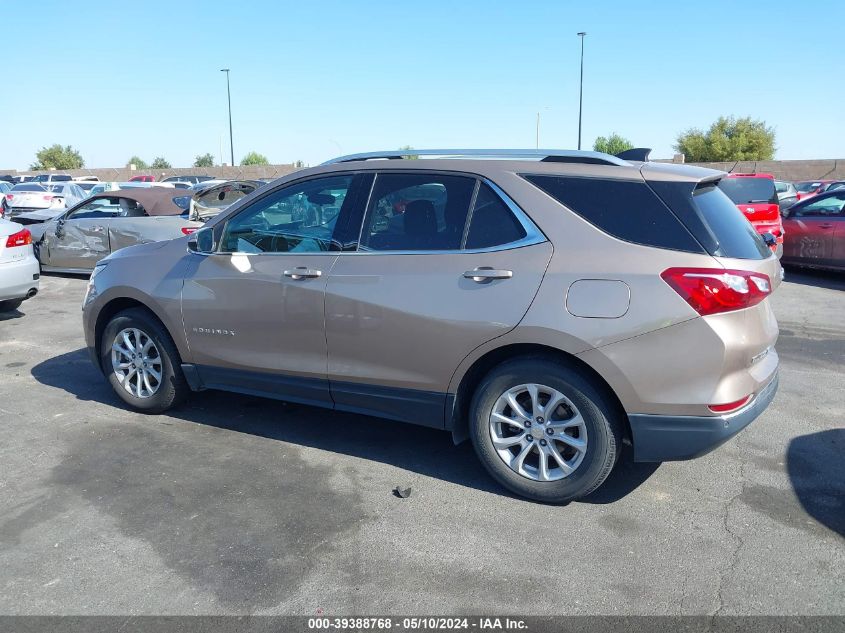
xmin=87 ymin=187 xmax=184 ymax=216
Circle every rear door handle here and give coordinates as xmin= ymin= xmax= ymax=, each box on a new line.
xmin=463 ymin=267 xmax=513 ymax=283
xmin=284 ymin=267 xmax=322 ymax=280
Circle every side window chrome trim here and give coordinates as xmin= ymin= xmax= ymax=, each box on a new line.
xmin=349 ymin=175 xmax=547 ymax=255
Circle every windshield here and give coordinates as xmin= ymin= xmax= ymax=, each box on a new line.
xmin=718 ymin=177 xmax=777 ymax=204
xmin=795 ymin=181 xmax=822 ymax=193
xmin=774 ymin=181 xmax=790 ymax=193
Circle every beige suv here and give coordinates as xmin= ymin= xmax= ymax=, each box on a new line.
xmin=82 ymin=149 xmax=781 ymax=503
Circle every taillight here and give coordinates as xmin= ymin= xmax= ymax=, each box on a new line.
xmin=5 ymin=194 xmax=13 ymax=201
xmin=661 ymin=267 xmax=772 ymax=316
xmin=5 ymin=228 xmax=33 ymax=248
xmin=42 ymin=195 xmax=54 ymax=201
xmin=709 ymin=395 xmax=752 ymax=413
xmin=181 ymin=227 xmax=198 ymax=235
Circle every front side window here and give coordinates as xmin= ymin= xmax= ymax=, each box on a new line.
xmin=359 ymin=173 xmax=475 ymax=251
xmin=67 ymin=198 xmax=127 ymax=220
xmin=796 ymin=194 xmax=845 ymax=217
xmin=220 ymin=175 xmax=353 ymax=254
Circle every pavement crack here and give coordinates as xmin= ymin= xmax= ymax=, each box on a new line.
xmin=712 ymin=456 xmax=748 ymax=617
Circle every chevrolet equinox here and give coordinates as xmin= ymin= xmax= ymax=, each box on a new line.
xmin=82 ymin=149 xmax=781 ymax=503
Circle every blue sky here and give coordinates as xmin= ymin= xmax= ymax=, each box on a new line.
xmin=3 ymin=0 xmax=843 ymax=170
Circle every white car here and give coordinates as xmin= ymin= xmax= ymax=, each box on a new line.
xmin=5 ymin=182 xmax=86 ymax=224
xmin=0 ymin=219 xmax=40 ymax=312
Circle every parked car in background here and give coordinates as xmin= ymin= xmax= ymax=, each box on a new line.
xmin=72 ymin=176 xmax=100 ymax=182
xmin=81 ymin=148 xmax=781 ymax=503
xmin=10 ymin=175 xmax=35 ymax=184
xmin=781 ymin=190 xmax=845 ymax=271
xmin=774 ymin=180 xmax=798 ymax=211
xmin=0 ymin=218 xmax=40 ymax=312
xmin=32 ymin=174 xmax=73 ymax=184
xmin=4 ymin=183 xmax=85 ymax=223
xmin=0 ymin=181 xmax=11 ymax=217
xmin=162 ymin=175 xmax=213 ymax=185
xmin=129 ymin=175 xmax=155 ymax=182
xmin=718 ymin=173 xmax=783 ymax=254
xmin=825 ymin=181 xmax=845 ymax=192
xmin=182 ymin=180 xmax=264 ymax=221
xmin=29 ymin=187 xmax=203 ymax=273
xmin=794 ymin=180 xmax=835 ymax=201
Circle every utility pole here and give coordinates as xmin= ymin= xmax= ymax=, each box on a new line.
xmin=577 ymin=32 xmax=587 ymax=150
xmin=221 ymin=69 xmax=234 ymax=166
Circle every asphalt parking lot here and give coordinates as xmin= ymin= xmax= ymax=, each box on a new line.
xmin=0 ymin=271 xmax=842 ymax=616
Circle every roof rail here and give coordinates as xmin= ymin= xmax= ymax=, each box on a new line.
xmin=321 ymin=149 xmax=631 ymax=167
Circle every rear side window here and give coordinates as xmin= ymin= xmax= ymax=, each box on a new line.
xmin=523 ymin=175 xmax=704 ymax=253
xmin=360 ymin=173 xmax=475 ymax=251
xmin=718 ymin=177 xmax=777 ymax=204
xmin=465 ymin=183 xmax=526 ymax=249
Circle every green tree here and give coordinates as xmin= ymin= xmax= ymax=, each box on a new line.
xmin=240 ymin=151 xmax=269 ymax=166
xmin=193 ymin=153 xmax=214 ymax=168
xmin=126 ymin=155 xmax=148 ymax=169
xmin=674 ymin=116 xmax=775 ymax=162
xmin=30 ymin=144 xmax=84 ymax=170
xmin=398 ymin=145 xmax=418 ymax=159
xmin=150 ymin=157 xmax=171 ymax=169
xmin=593 ymin=133 xmax=634 ymax=155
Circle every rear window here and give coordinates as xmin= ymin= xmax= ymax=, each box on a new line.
xmin=718 ymin=177 xmax=777 ymax=204
xmin=11 ymin=184 xmax=46 ymax=192
xmin=523 ymin=174 xmax=704 ymax=253
xmin=690 ymin=185 xmax=770 ymax=259
xmin=795 ymin=181 xmax=821 ymax=193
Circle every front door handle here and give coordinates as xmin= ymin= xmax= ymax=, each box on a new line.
xmin=819 ymin=223 xmax=834 ymax=229
xmin=463 ymin=267 xmax=513 ymax=283
xmin=284 ymin=267 xmax=322 ymax=280
xmin=90 ymin=225 xmax=105 ymax=233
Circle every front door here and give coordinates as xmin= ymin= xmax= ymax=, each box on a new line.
xmin=43 ymin=198 xmax=122 ymax=269
xmin=325 ymin=172 xmax=553 ymax=427
xmin=180 ymin=173 xmax=368 ymax=407
xmin=783 ymin=193 xmax=845 ymax=265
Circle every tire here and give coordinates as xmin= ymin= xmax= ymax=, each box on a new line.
xmin=469 ymin=357 xmax=622 ymax=504
xmin=0 ymin=299 xmax=23 ymax=312
xmin=100 ymin=307 xmax=189 ymax=414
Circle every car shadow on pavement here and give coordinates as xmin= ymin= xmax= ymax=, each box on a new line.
xmin=782 ymin=267 xmax=845 ymax=291
xmin=786 ymin=429 xmax=845 ymax=537
xmin=31 ymin=348 xmax=659 ymax=504
xmin=0 ymin=307 xmax=25 ymax=321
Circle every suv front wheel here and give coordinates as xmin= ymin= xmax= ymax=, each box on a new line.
xmin=100 ymin=308 xmax=189 ymax=414
xmin=469 ymin=358 xmax=622 ymax=503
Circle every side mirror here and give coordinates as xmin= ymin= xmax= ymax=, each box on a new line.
xmin=188 ymin=226 xmax=215 ymax=254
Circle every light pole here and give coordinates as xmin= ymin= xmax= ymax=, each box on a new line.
xmin=576 ymin=32 xmax=586 ymax=150
xmin=220 ymin=68 xmax=234 ymax=166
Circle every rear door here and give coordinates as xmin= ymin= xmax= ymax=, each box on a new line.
xmin=324 ymin=172 xmax=552 ymax=427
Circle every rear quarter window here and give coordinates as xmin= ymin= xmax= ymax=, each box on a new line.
xmin=522 ymin=174 xmax=704 ymax=253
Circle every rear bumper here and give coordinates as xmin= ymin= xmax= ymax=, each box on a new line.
xmin=0 ymin=256 xmax=40 ymax=302
xmin=628 ymin=370 xmax=779 ymax=462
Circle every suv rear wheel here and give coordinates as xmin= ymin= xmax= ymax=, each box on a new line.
xmin=469 ymin=358 xmax=622 ymax=503
xmin=100 ymin=308 xmax=189 ymax=414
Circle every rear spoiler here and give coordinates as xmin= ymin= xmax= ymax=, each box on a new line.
xmin=616 ymin=147 xmax=651 ymax=162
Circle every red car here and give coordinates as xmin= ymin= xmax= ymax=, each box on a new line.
xmin=781 ymin=190 xmax=845 ymax=271
xmin=794 ymin=180 xmax=835 ymax=201
xmin=129 ymin=175 xmax=155 ymax=182
xmin=718 ymin=173 xmax=783 ymax=254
